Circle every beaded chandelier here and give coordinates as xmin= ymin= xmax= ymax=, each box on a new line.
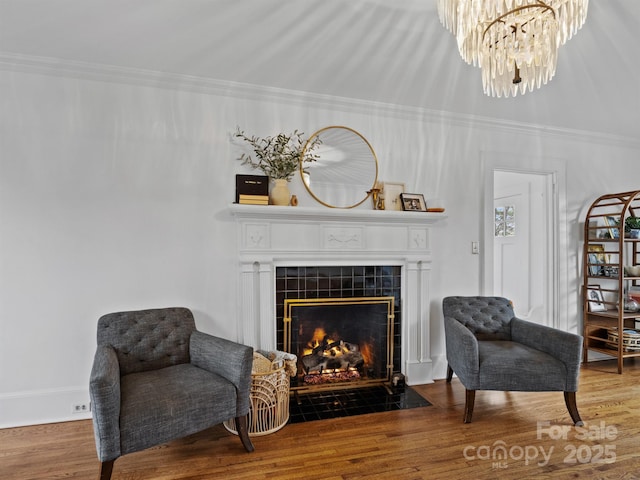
xmin=437 ymin=0 xmax=589 ymax=97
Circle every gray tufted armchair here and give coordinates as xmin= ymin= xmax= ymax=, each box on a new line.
xmin=90 ymin=307 xmax=254 ymax=480
xmin=443 ymin=296 xmax=583 ymax=425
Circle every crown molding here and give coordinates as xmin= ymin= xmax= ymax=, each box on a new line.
xmin=1 ymin=52 xmax=638 ymax=150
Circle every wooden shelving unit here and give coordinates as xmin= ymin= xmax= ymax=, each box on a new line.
xmin=583 ymin=190 xmax=640 ymax=373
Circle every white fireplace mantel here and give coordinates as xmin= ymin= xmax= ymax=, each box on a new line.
xmin=229 ymin=203 xmax=447 ymax=385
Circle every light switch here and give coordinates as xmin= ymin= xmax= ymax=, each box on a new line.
xmin=472 ymin=241 xmax=479 ymax=254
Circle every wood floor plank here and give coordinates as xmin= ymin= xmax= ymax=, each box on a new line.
xmin=1 ymin=359 xmax=639 ymax=479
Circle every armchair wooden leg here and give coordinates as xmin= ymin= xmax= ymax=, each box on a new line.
xmin=98 ymin=460 xmax=114 ymax=480
xmin=446 ymin=365 xmax=453 ymax=383
xmin=235 ymin=414 xmax=255 ymax=453
xmin=463 ymin=389 xmax=475 ymax=423
xmin=564 ymin=391 xmax=584 ymax=426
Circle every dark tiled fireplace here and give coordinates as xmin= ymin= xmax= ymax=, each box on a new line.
xmin=276 ymin=266 xmax=401 ymax=391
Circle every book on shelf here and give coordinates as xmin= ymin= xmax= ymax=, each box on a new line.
xmin=238 ymin=194 xmax=269 ymax=205
xmin=236 ymin=174 xmax=269 ymax=203
xmin=239 ymin=194 xmax=269 ymax=200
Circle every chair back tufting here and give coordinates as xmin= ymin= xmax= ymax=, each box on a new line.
xmin=97 ymin=307 xmax=195 ymax=375
xmin=443 ymin=296 xmax=514 ymax=340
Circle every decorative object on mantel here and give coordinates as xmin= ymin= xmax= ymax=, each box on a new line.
xmin=234 ymin=127 xmax=321 ymax=206
xmin=437 ymin=0 xmax=588 ymax=97
xmin=300 ymin=126 xmax=378 ymax=209
xmin=382 ymin=182 xmax=405 ymax=211
xmin=400 ymin=193 xmax=427 ymax=212
xmin=235 ymin=174 xmax=269 ymax=205
xmin=426 ymin=198 xmax=446 ymax=213
xmin=269 ymin=179 xmax=291 ymax=207
xmin=367 ymin=181 xmax=385 ymax=210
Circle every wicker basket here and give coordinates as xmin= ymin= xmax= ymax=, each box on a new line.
xmin=607 ymin=328 xmax=640 ymax=352
xmin=224 ymin=353 xmax=291 ymax=436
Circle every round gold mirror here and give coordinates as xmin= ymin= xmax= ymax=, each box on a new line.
xmin=299 ymin=126 xmax=379 ymax=209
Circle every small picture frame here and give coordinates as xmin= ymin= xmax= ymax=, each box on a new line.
xmin=586 ymin=285 xmax=606 ymax=312
xmin=587 ymin=244 xmax=607 ymax=276
xmin=604 ymin=216 xmax=620 ymax=239
xmin=382 ymin=182 xmax=405 ymax=211
xmin=400 ymin=193 xmax=427 ymax=212
xmin=587 ymin=253 xmax=601 ymax=276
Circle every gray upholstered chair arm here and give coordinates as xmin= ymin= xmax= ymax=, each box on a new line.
xmin=444 ymin=316 xmax=480 ymax=382
xmin=190 ymin=331 xmax=253 ymax=415
xmin=510 ymin=317 xmax=583 ymax=390
xmin=89 ymin=345 xmax=121 ymax=462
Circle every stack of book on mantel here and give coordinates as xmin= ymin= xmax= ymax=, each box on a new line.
xmin=236 ymin=174 xmax=269 ymax=205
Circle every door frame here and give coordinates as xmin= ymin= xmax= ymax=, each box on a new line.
xmin=480 ymin=151 xmax=569 ymax=331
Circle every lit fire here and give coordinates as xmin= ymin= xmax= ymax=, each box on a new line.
xmin=303 ymin=328 xmax=350 ymax=357
xmin=300 ymin=327 xmax=372 ymax=385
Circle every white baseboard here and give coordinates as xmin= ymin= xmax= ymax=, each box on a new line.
xmin=404 ymin=359 xmax=434 ymax=386
xmin=0 ymin=387 xmax=91 ymax=429
xmin=585 ymin=351 xmax=617 ymax=362
xmin=429 ymin=354 xmax=449 ymax=381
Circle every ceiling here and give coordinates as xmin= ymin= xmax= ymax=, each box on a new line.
xmin=1 ymin=0 xmax=638 ymax=141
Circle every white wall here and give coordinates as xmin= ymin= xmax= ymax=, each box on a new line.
xmin=1 ymin=61 xmax=639 ymax=428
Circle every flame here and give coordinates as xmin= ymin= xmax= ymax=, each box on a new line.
xmin=303 ymin=327 xmax=332 ymax=356
xmin=309 ymin=327 xmax=328 ymax=345
xmin=360 ymin=342 xmax=373 ymax=365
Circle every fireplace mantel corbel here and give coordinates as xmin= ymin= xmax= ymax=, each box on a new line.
xmin=228 ymin=203 xmax=446 ymax=386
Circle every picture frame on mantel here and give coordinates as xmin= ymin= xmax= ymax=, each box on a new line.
xmin=382 ymin=182 xmax=405 ymax=211
xmin=400 ymin=193 xmax=427 ymax=212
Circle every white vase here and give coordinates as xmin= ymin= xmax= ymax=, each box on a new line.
xmin=270 ymin=179 xmax=291 ymax=206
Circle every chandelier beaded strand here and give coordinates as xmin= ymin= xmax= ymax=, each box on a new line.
xmin=436 ymin=0 xmax=588 ymax=98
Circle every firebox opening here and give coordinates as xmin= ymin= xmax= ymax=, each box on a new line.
xmin=284 ymin=297 xmax=394 ymax=392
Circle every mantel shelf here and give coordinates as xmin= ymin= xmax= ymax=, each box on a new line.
xmin=228 ymin=203 xmax=448 ymax=225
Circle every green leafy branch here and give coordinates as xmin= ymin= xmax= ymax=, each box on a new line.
xmin=235 ymin=127 xmax=321 ymax=180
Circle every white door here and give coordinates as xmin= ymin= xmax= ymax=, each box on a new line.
xmin=493 ymin=171 xmax=549 ymax=324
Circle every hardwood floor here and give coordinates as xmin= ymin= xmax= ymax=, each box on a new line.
xmin=2 ymin=359 xmax=639 ymax=480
